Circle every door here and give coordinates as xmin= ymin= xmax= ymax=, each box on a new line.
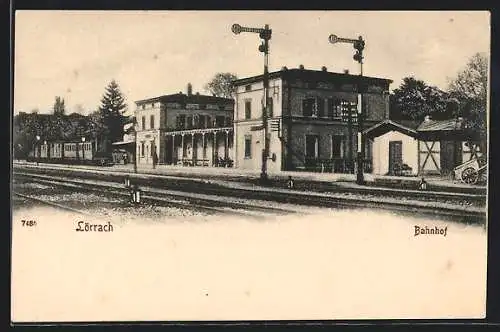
xmin=165 ymin=137 xmax=173 ymax=164
xmin=305 ymin=135 xmax=319 ymax=168
xmin=388 ymin=141 xmax=402 ymax=175
xmin=440 ymin=140 xmax=457 ymax=176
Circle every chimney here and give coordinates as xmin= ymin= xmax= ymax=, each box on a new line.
xmin=424 ymin=115 xmax=431 ymax=121
xmin=343 ymin=69 xmax=349 ymax=74
xmin=299 ymin=64 xmax=305 ymax=70
xmin=321 ymin=66 xmax=327 ymax=72
xmin=187 ymin=83 xmax=193 ymax=96
xmin=179 ymin=91 xmax=183 ymax=95
xmin=281 ymin=66 xmax=288 ymax=71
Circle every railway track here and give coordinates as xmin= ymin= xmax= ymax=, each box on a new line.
xmin=13 ymin=169 xmax=486 ymax=224
xmin=13 ymin=172 xmax=303 ymax=218
xmin=13 ymin=162 xmax=487 ymax=203
xmin=12 ymin=191 xmax=98 ymax=216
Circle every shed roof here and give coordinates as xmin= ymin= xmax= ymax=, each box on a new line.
xmin=417 ymin=118 xmax=464 ymax=132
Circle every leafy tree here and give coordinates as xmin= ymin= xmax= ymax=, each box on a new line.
xmin=204 ymin=72 xmax=238 ymax=98
xmin=447 ymin=52 xmax=488 ymax=141
xmin=53 ymin=96 xmax=66 ymax=116
xmin=97 ymin=80 xmax=128 ymax=151
xmin=390 ymin=77 xmax=452 ymax=121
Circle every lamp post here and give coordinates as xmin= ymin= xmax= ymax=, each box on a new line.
xmin=81 ymin=137 xmax=86 ymax=163
xmin=328 ymin=34 xmax=366 ymax=185
xmin=35 ymin=135 xmax=40 ymax=166
xmin=134 ymin=117 xmax=138 ymax=173
xmin=152 ymin=135 xmax=156 ymax=170
xmin=232 ymin=23 xmax=272 ymax=183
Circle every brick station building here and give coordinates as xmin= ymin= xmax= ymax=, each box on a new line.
xmin=134 ymin=84 xmax=234 ymax=167
xmin=233 ymin=65 xmax=393 ymax=173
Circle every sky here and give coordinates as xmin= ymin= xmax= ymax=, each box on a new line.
xmin=14 ymin=10 xmax=490 ymax=116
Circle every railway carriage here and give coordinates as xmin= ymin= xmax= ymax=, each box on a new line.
xmin=27 ymin=139 xmax=113 ymax=166
xmin=49 ymin=142 xmax=63 ymax=161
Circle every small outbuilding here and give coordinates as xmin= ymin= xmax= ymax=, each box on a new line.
xmin=365 ymin=116 xmax=485 ymax=177
xmin=364 ymin=120 xmax=420 ymax=176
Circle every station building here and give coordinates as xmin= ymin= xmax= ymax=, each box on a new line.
xmin=134 ymin=84 xmax=234 ymax=167
xmin=233 ymin=66 xmax=393 ymax=173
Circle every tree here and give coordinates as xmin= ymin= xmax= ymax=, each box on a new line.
xmin=447 ymin=52 xmax=488 ymax=140
xmin=53 ymin=96 xmax=66 ymax=116
xmin=98 ymin=80 xmax=128 ymax=151
xmin=390 ymin=77 xmax=452 ymax=121
xmin=204 ymin=72 xmax=238 ymax=98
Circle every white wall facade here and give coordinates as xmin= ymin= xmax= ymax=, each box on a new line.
xmin=234 ymin=78 xmax=283 ymax=172
xmin=372 ymin=130 xmax=418 ymax=175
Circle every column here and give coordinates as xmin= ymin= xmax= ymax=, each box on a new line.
xmin=171 ymin=134 xmax=175 ymax=165
xmin=213 ymin=131 xmax=217 ymax=166
xmin=202 ymin=133 xmax=206 ymax=165
xmin=224 ymin=130 xmax=229 ymax=161
xmin=181 ymin=134 xmax=185 ymax=165
xmin=191 ymin=134 xmax=195 ymax=165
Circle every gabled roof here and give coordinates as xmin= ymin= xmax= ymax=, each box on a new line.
xmin=363 ymin=120 xmax=418 ymax=139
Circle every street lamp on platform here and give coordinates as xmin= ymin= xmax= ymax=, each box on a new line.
xmin=232 ymin=23 xmax=272 ymax=183
xmin=81 ymin=137 xmax=86 ymax=162
xmin=35 ymin=135 xmax=40 ymax=166
xmin=328 ymin=34 xmax=366 ymax=185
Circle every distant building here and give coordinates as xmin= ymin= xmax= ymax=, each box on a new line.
xmin=112 ymin=122 xmax=135 ymax=164
xmin=232 ymin=66 xmax=392 ymax=173
xmin=134 ymin=84 xmax=234 ymax=167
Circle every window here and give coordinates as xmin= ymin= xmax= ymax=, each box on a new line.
xmin=215 ymin=116 xmax=225 ymax=127
xmin=177 ymin=115 xmax=186 ymax=130
xmin=305 ymin=135 xmax=319 ymax=159
xmin=245 ymin=84 xmax=252 ymax=91
xmin=316 ymin=97 xmax=324 ymax=117
xmin=331 ymin=135 xmax=345 ymax=158
xmin=141 ymin=142 xmax=145 ymax=157
xmin=266 ymin=97 xmax=273 ymax=117
xmin=150 ymin=115 xmax=155 ymax=129
xmin=302 ymin=98 xmax=316 ymax=117
xmin=142 ymin=104 xmax=145 ymax=110
xmin=152 ymin=102 xmax=155 ymax=108
xmin=327 ymin=98 xmax=344 ymax=118
xmin=142 ymin=116 xmax=146 ymax=130
xmin=244 ymin=135 xmax=252 ymax=158
xmin=226 ymin=116 xmax=233 ymax=127
xmin=245 ymin=100 xmax=252 ymax=119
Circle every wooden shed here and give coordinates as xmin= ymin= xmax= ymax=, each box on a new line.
xmin=416 ymin=117 xmax=483 ymax=176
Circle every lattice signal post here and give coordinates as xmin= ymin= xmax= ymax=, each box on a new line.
xmin=329 ymin=34 xmax=366 ymax=185
xmin=232 ymin=23 xmax=272 ymax=183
